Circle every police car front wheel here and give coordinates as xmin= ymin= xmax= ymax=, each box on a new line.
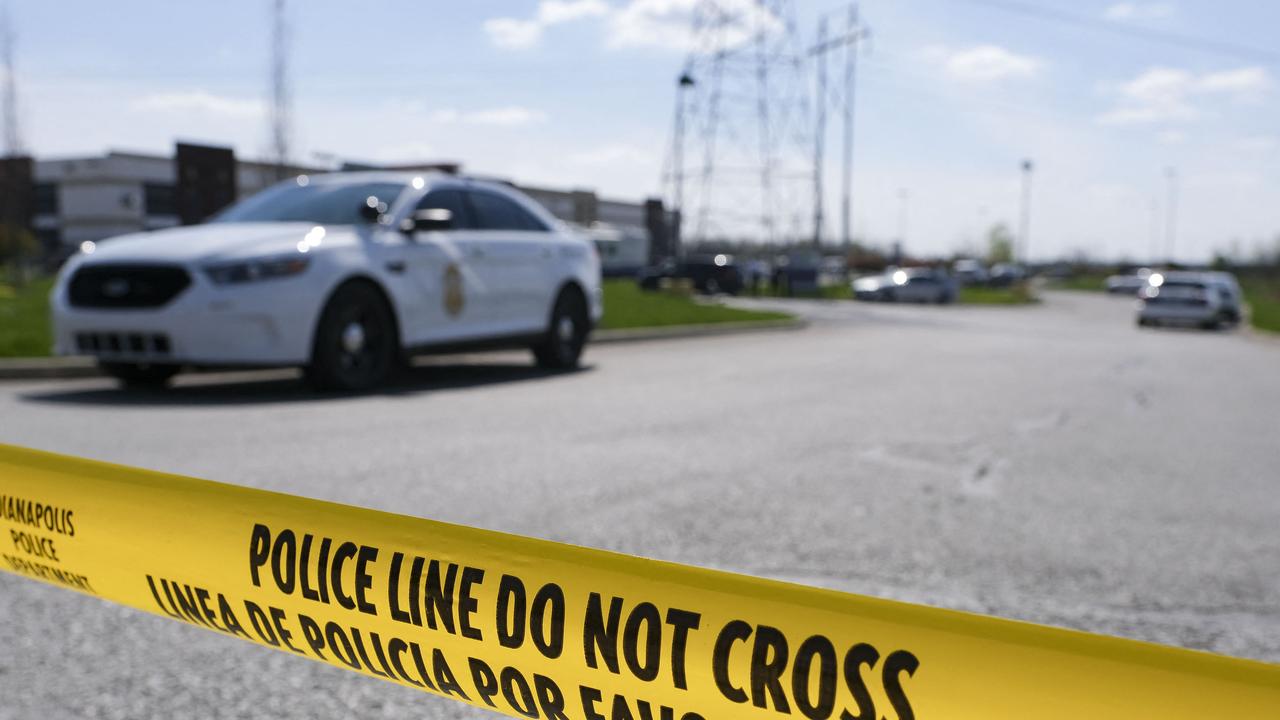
xmin=308 ymin=282 xmax=397 ymax=391
xmin=533 ymin=289 xmax=587 ymax=370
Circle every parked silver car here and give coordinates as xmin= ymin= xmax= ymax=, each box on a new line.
xmin=852 ymin=268 xmax=957 ymax=303
xmin=1137 ymin=271 xmax=1241 ymax=329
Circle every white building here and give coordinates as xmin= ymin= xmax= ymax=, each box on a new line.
xmin=32 ymin=150 xmax=315 ymax=254
xmin=31 ymin=149 xmax=673 ymax=273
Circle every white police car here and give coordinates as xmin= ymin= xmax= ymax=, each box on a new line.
xmin=51 ymin=173 xmax=603 ymax=390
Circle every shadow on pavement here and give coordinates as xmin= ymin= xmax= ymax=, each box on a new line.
xmin=20 ymin=362 xmax=592 ymax=408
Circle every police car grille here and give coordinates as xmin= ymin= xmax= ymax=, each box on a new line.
xmin=68 ymin=264 xmax=192 ymax=308
xmin=75 ymin=332 xmax=172 ymax=357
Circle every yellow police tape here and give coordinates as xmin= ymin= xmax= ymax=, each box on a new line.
xmin=2 ymin=443 xmax=1278 ymax=719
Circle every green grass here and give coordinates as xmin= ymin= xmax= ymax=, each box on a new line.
xmin=1242 ymin=279 xmax=1280 ymax=333
xmin=601 ymin=280 xmax=792 ymax=330
xmin=0 ymin=274 xmax=54 ymax=357
xmin=958 ymin=284 xmax=1038 ymax=305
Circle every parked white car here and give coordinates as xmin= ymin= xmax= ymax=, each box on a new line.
xmin=1137 ymin=271 xmax=1240 ymax=329
xmin=51 ymin=173 xmax=603 ymax=390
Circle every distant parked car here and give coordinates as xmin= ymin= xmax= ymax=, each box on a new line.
xmin=1105 ymin=268 xmax=1153 ymax=295
xmin=1137 ymin=271 xmax=1240 ymax=329
xmin=988 ymin=263 xmax=1026 ymax=287
xmin=852 ymin=268 xmax=957 ymax=304
xmin=952 ymin=258 xmax=988 ymax=285
xmin=637 ymin=254 xmax=743 ymax=295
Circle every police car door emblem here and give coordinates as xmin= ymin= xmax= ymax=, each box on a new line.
xmin=443 ymin=263 xmax=464 ymax=317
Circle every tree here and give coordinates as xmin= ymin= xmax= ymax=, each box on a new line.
xmin=986 ymin=223 xmax=1014 ymax=264
xmin=0 ymin=223 xmax=37 ymax=265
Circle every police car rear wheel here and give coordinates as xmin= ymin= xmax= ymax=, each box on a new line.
xmin=309 ymin=283 xmax=396 ymax=391
xmin=100 ymin=362 xmax=180 ymax=388
xmin=533 ymin=290 xmax=587 ymax=370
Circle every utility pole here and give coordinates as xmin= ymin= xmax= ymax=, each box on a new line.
xmin=671 ymin=72 xmax=694 ymax=259
xmin=269 ymin=0 xmax=291 ymax=180
xmin=811 ymin=16 xmax=828 ymax=247
xmin=1164 ymin=167 xmax=1178 ymax=264
xmin=811 ymin=4 xmax=869 ymax=249
xmin=839 ymin=4 xmax=869 ymax=247
xmin=1 ymin=2 xmax=22 ymax=157
xmin=1018 ymin=159 xmax=1033 ymax=265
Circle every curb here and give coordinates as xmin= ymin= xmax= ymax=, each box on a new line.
xmin=592 ymin=317 xmax=807 ymax=344
xmin=0 ymin=356 xmax=100 ymax=380
xmin=0 ymin=318 xmax=808 ymax=380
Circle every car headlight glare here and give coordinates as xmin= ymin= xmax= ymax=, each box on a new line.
xmin=204 ymin=257 xmax=310 ymax=285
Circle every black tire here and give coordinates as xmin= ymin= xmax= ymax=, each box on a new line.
xmin=307 ymin=282 xmax=397 ymax=391
xmin=99 ymin=362 xmax=180 ymax=388
xmin=533 ymin=288 xmax=589 ymax=370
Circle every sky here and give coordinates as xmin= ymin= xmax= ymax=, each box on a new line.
xmin=4 ymin=0 xmax=1279 ymax=262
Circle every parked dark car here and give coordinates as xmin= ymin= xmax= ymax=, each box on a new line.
xmin=987 ymin=263 xmax=1027 ymax=287
xmin=638 ymin=255 xmax=744 ymax=295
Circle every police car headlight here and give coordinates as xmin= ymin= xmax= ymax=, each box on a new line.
xmin=204 ymin=256 xmax=310 ymax=285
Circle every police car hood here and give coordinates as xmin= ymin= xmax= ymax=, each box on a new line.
xmin=83 ymin=222 xmax=357 ymax=264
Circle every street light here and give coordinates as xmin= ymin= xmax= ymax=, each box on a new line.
xmin=1019 ymin=159 xmax=1033 ymax=266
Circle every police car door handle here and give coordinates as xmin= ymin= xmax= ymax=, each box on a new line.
xmin=384 ymin=260 xmax=406 ymax=274
xmin=468 ymin=248 xmax=486 ymax=258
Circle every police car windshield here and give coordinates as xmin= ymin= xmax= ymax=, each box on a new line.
xmin=213 ymin=181 xmax=407 ymax=225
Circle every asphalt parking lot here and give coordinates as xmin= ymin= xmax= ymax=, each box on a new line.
xmin=2 ymin=290 xmax=1278 ymax=718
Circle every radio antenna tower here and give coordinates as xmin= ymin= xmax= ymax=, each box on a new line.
xmin=268 ymin=0 xmax=291 ymax=179
xmin=664 ymin=0 xmax=812 ymax=251
xmin=1 ymin=2 xmax=23 ymax=157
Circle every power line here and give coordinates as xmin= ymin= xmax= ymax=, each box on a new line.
xmin=953 ymin=0 xmax=1280 ymax=65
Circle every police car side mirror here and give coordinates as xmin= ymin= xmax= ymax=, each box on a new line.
xmin=399 ymin=208 xmax=453 ymax=234
xmin=359 ymin=196 xmax=388 ymax=223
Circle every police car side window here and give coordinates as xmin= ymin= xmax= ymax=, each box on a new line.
xmin=416 ymin=189 xmax=474 ymax=229
xmin=468 ymin=191 xmax=549 ymax=232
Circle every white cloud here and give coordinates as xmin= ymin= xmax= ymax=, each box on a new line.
xmin=607 ymin=0 xmax=779 ymax=52
xmin=429 ymin=106 xmax=548 ymax=127
xmin=1103 ymin=3 xmax=1174 ymax=22
xmin=482 ymin=0 xmax=779 ymax=54
xmin=539 ymin=0 xmax=610 ymax=25
xmin=485 ymin=0 xmax=609 ymax=50
xmin=1156 ymin=129 xmax=1186 ymax=145
xmin=930 ymin=45 xmax=1041 ymax=82
xmin=132 ymin=91 xmax=264 ymax=119
xmin=483 ymin=18 xmax=544 ymax=50
xmin=1096 ymin=65 xmax=1271 ymax=125
xmin=1199 ymin=66 xmax=1270 ymax=95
